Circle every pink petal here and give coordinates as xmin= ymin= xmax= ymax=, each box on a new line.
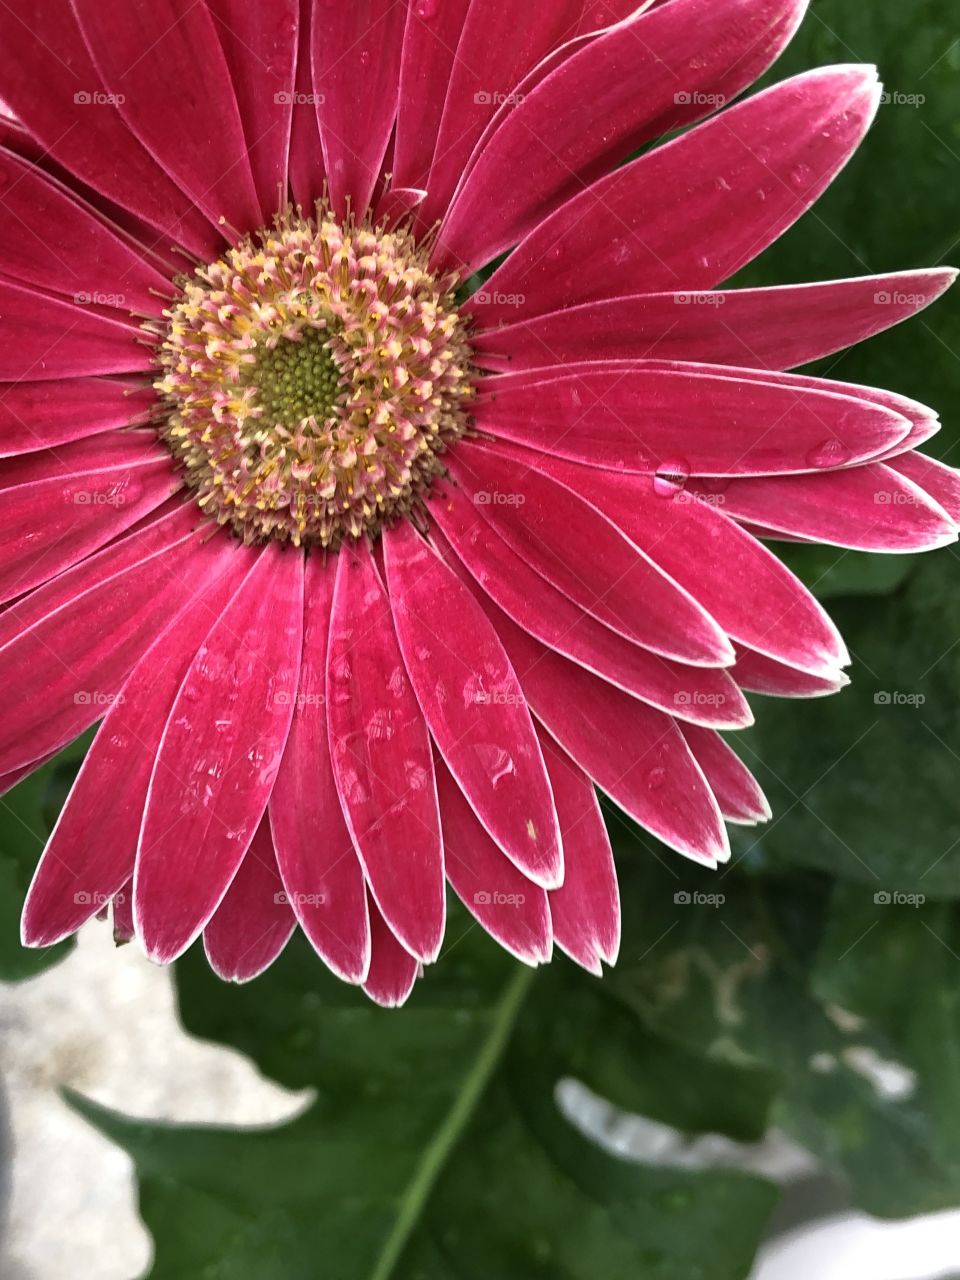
xmin=72 ymin=0 xmax=262 ymax=237
xmin=695 ymin=463 xmax=958 ymax=552
xmin=472 ymin=270 xmax=958 ymax=373
xmin=453 ymin=2 xmax=655 ymax=193
xmin=0 ymin=2 xmax=219 ymax=257
xmin=205 ymin=0 xmax=299 ymax=222
xmin=0 ymin=146 xmax=170 ymax=315
xmin=436 ymin=756 xmax=552 ymax=966
xmin=650 ymin=360 xmax=941 ymax=457
xmin=362 ymin=896 xmax=420 ymax=1009
xmin=420 ymin=1 xmax=592 ymax=230
xmin=312 ymin=1 xmax=406 ymax=219
xmin=733 ymin=646 xmax=849 ymax=699
xmin=327 ymin=543 xmax=444 ymax=964
xmin=573 ymin=2 xmax=658 ymax=33
xmin=203 ymin=818 xmax=297 ymax=982
xmin=0 ymin=506 xmax=230 ymax=775
xmin=0 ymin=434 xmax=178 ymax=605
xmin=477 ymin=65 xmax=880 ymax=321
xmin=465 ymin=592 xmax=728 ymax=864
xmin=445 ymin=443 xmax=734 ymax=666
xmin=21 ymin=547 xmax=255 ymax=948
xmin=428 ymin=487 xmax=750 ymax=727
xmin=0 ymin=280 xmax=147 ymax=379
xmin=0 ymin=379 xmax=155 ymax=458
xmin=287 ymin=0 xmax=325 ymax=208
xmin=0 ymin=755 xmax=57 ymax=799
xmin=135 ymin=546 xmax=303 ymax=964
xmin=678 ymin=723 xmax=770 ymax=825
xmin=538 ymin=727 xmax=620 ymax=974
xmin=384 ymin=520 xmax=562 ymax=888
xmin=440 ymin=0 xmax=805 ymax=272
xmin=886 ymin=451 xmax=960 ymax=522
xmin=474 ymin=365 xmax=910 ymax=476
xmin=270 ymin=556 xmax=371 ymax=985
xmin=394 ymin=0 xmax=473 ymax=191
xmin=553 ymin=459 xmax=851 ymax=677
xmin=373 ymin=186 xmax=428 ymax=228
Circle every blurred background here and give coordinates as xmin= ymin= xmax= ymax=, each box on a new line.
xmin=2 ymin=1 xmax=960 ymax=1277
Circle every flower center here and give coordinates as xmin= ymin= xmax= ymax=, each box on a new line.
xmin=150 ymin=207 xmax=475 ymax=547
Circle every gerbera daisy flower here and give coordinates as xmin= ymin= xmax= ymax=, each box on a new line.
xmin=4 ymin=0 xmax=956 ymax=1006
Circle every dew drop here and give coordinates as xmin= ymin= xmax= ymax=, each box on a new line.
xmin=806 ymin=438 xmax=850 ymax=469
xmin=653 ymin=458 xmax=690 ymax=498
xmin=646 ymin=766 xmax=667 ymax=791
xmin=414 ymin=0 xmax=439 ymax=17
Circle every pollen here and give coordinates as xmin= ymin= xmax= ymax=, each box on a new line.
xmin=148 ymin=205 xmax=475 ymax=547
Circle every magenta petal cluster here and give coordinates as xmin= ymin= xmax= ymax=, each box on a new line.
xmin=3 ymin=0 xmax=956 ymax=1006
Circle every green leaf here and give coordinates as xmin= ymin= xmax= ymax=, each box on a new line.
xmin=73 ymin=926 xmax=777 ymax=1280
xmin=605 ymin=857 xmax=960 ymax=1218
xmin=742 ymin=0 xmax=960 ymax=434
xmin=743 ymin=551 xmax=960 ymax=896
xmin=737 ymin=0 xmax=960 ymax=603
xmin=776 ymin=544 xmax=915 ymax=601
xmin=0 ymin=737 xmax=90 ymax=980
xmin=812 ymin=883 xmax=960 ymax=1213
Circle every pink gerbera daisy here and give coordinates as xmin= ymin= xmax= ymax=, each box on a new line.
xmin=4 ymin=0 xmax=956 ymax=1005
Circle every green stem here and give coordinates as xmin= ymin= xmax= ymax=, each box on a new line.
xmin=370 ymin=964 xmax=535 ymax=1280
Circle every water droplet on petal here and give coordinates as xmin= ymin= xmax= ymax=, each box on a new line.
xmin=647 ymin=766 xmax=667 ymax=791
xmin=653 ymin=458 xmax=690 ymax=498
xmin=806 ymin=438 xmax=850 ymax=469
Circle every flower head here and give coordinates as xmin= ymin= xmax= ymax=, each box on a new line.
xmin=3 ymin=0 xmax=956 ymax=1005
